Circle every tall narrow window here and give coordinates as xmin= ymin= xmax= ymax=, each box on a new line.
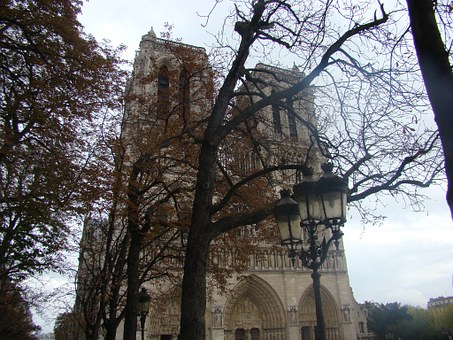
xmin=157 ymin=66 xmax=170 ymax=117
xmin=359 ymin=322 xmax=365 ymax=334
xmin=271 ymin=91 xmax=282 ymax=135
xmin=287 ymin=97 xmax=298 ymax=139
xmin=179 ymin=69 xmax=190 ymax=116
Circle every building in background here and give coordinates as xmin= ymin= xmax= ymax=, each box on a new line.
xmin=428 ymin=296 xmax=453 ymax=311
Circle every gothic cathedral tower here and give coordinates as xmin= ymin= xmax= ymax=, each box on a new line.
xmin=124 ymin=28 xmax=372 ymax=340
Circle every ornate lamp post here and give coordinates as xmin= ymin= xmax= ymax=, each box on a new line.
xmin=138 ymin=287 xmax=151 ymax=340
xmin=274 ymin=164 xmax=348 ymax=340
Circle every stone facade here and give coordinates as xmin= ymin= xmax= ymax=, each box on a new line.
xmin=122 ymin=29 xmax=372 ymax=340
xmin=146 ymin=243 xmax=368 ymax=340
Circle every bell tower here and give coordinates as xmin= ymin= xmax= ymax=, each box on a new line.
xmin=122 ymin=30 xmax=371 ymax=340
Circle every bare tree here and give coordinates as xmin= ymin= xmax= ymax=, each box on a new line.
xmin=172 ymin=1 xmax=443 ymax=339
xmin=80 ymin=1 xmax=443 ymax=339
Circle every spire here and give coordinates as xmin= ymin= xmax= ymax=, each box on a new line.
xmin=142 ymin=27 xmax=156 ymax=42
xmin=147 ymin=27 xmax=156 ymax=38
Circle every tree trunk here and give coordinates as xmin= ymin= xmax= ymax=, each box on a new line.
xmin=105 ymin=229 xmax=129 ymax=340
xmin=104 ymin=316 xmax=118 ymax=340
xmin=179 ymin=140 xmax=218 ymax=340
xmin=407 ymin=0 xmax=453 ymax=218
xmin=123 ymin=230 xmax=141 ymax=339
xmin=179 ymin=229 xmax=212 ymax=340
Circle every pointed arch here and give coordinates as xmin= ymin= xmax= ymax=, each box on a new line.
xmin=149 ymin=286 xmax=181 ymax=337
xmin=223 ymin=274 xmax=286 ymax=339
xmin=298 ymin=284 xmax=342 ymax=340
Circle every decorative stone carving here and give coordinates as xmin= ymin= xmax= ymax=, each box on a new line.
xmin=341 ymin=304 xmax=351 ymax=323
xmin=288 ymin=306 xmax=298 ymax=326
xmin=213 ymin=307 xmax=223 ymax=328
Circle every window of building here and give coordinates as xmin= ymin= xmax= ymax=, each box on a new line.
xmin=286 ymin=97 xmax=298 ymax=139
xmin=271 ymin=91 xmax=282 ymax=135
xmin=359 ymin=322 xmax=365 ymax=334
xmin=157 ymin=66 xmax=170 ymax=117
xmin=179 ymin=69 xmax=190 ymax=116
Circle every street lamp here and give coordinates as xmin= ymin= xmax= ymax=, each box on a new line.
xmin=274 ymin=164 xmax=348 ymax=340
xmin=138 ymin=287 xmax=151 ymax=340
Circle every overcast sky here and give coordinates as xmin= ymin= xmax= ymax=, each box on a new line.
xmin=78 ymin=0 xmax=453 ymax=303
xmin=39 ymin=0 xmax=452 ymax=332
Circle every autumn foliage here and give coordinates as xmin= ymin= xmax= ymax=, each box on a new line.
xmin=0 ymin=0 xmax=125 ymax=288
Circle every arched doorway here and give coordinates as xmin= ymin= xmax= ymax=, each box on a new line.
xmin=223 ymin=275 xmax=286 ymax=340
xmin=298 ymin=285 xmax=342 ymax=340
xmin=149 ymin=287 xmax=181 ymax=339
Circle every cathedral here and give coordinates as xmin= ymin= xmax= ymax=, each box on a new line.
xmin=77 ymin=28 xmax=374 ymax=340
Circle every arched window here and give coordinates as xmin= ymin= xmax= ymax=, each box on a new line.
xmin=179 ymin=69 xmax=190 ymax=116
xmin=157 ymin=66 xmax=170 ymax=117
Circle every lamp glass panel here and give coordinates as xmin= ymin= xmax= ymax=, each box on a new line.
xmin=296 ymin=195 xmax=309 ymax=221
xmin=297 ymin=193 xmax=323 ymax=221
xmin=340 ymin=191 xmax=347 ymax=220
xmin=140 ymin=300 xmax=150 ymax=313
xmin=321 ymin=191 xmax=347 ymax=222
xmin=277 ymin=214 xmax=301 ymax=243
xmin=307 ymin=193 xmax=323 ymax=221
